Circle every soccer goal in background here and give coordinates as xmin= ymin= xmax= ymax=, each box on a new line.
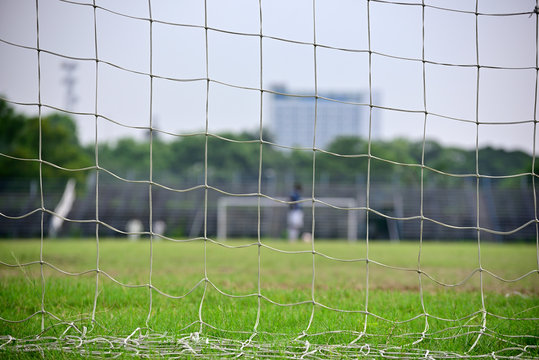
xmin=0 ymin=0 xmax=538 ymax=358
xmin=217 ymin=196 xmax=359 ymax=241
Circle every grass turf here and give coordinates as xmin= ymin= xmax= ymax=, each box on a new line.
xmin=0 ymin=239 xmax=538 ymax=358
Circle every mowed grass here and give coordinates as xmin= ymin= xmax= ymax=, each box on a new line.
xmin=0 ymin=239 xmax=538 ymax=358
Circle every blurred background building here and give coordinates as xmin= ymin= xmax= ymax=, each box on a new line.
xmin=270 ymin=85 xmax=376 ymax=149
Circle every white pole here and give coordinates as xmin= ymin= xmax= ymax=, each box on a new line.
xmin=49 ymin=178 xmax=76 ymax=238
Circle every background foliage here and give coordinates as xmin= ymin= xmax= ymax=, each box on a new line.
xmin=0 ymin=99 xmax=533 ymax=187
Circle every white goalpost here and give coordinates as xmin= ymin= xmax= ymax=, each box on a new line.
xmin=0 ymin=0 xmax=538 ymax=358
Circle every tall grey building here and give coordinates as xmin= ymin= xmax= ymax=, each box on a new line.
xmin=270 ymin=86 xmax=373 ymax=150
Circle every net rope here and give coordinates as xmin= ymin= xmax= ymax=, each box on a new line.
xmin=0 ymin=0 xmax=538 ymax=358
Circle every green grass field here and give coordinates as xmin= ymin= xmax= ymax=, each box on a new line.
xmin=0 ymin=239 xmax=538 ymax=358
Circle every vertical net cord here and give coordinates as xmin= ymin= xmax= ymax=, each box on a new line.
xmin=198 ymin=0 xmax=210 ymax=334
xmin=304 ymin=0 xmax=319 ymax=336
xmin=90 ymin=0 xmax=100 ymax=326
xmin=534 ymin=0 xmax=539 ymax=281
xmin=252 ymin=0 xmax=264 ymax=339
xmin=34 ymin=0 xmax=46 ymax=333
xmin=469 ymin=0 xmax=487 ymax=352
xmin=363 ymin=0 xmax=374 ymax=338
xmin=415 ymin=0 xmax=430 ymax=346
xmin=145 ymin=0 xmax=155 ymax=330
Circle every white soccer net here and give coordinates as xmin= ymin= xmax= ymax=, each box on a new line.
xmin=0 ymin=0 xmax=538 ymax=358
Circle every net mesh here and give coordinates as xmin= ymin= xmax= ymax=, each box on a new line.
xmin=0 ymin=0 xmax=538 ymax=358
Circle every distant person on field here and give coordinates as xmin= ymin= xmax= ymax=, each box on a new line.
xmin=287 ymin=183 xmax=304 ymax=241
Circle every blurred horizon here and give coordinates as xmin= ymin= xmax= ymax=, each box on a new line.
xmin=1 ymin=99 xmax=536 ymax=241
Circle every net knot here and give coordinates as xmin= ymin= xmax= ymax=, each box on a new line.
xmin=190 ymin=332 xmax=200 ymax=343
xmin=0 ymin=335 xmax=14 ymax=350
xmin=359 ymin=343 xmax=370 ymax=356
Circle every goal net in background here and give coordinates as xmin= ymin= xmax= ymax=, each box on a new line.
xmin=0 ymin=0 xmax=538 ymax=358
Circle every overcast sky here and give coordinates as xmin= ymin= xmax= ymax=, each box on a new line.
xmin=0 ymin=0 xmax=537 ymax=154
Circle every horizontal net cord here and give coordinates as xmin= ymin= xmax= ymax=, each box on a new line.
xmin=2 ymin=145 xmax=536 ymax=183
xmin=57 ymin=0 xmax=539 ymax=47
xmin=1 ymin=303 xmax=537 ymax=333
xmin=2 ymin=245 xmax=538 ymax=283
xmin=2 ymin=85 xmax=537 ymax=130
xmin=0 ymin=322 xmax=537 ymax=357
xmin=1 ymin=314 xmax=537 ymax=339
xmin=0 ymin=341 xmax=535 ymax=360
xmin=1 ymin=148 xmax=536 ymax=187
xmin=2 ymin=204 xmax=537 ymax=238
xmin=60 ymin=0 xmax=538 ymax=21
xmin=0 ymin=51 xmax=535 ymax=128
xmin=1 ymin=256 xmax=537 ymax=310
xmin=3 ymin=191 xmax=537 ymax=234
xmin=2 ymin=87 xmax=537 ymax=129
xmin=4 ymin=262 xmax=527 ymax=294
xmin=4 ymin=35 xmax=537 ymax=82
xmin=371 ymin=0 xmax=537 ymax=17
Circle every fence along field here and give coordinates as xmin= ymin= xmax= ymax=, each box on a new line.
xmin=0 ymin=0 xmax=538 ymax=358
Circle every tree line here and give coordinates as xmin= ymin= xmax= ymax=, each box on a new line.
xmin=0 ymin=99 xmax=533 ymax=188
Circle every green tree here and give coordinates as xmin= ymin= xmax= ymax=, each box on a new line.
xmin=96 ymin=138 xmax=151 ymax=179
xmin=0 ymin=99 xmax=92 ymax=184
